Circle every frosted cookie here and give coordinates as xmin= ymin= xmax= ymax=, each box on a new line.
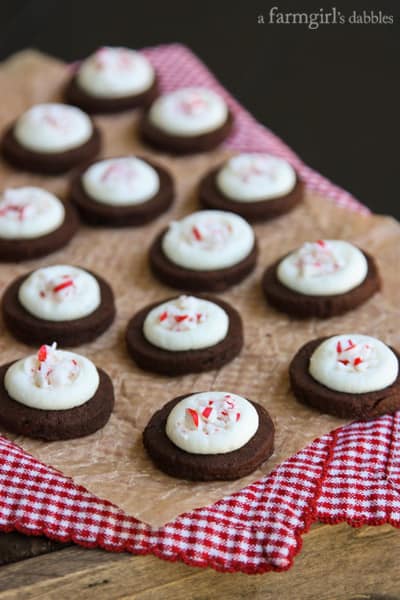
xmin=149 ymin=210 xmax=258 ymax=292
xmin=0 ymin=343 xmax=114 ymax=440
xmin=139 ymin=87 xmax=233 ymax=154
xmin=69 ymin=156 xmax=174 ymax=227
xmin=126 ymin=295 xmax=243 ymax=375
xmin=1 ymin=103 xmax=101 ymax=174
xmin=262 ymin=240 xmax=380 ymax=318
xmin=143 ymin=391 xmax=275 ymax=480
xmin=2 ymin=265 xmax=115 ymax=346
xmin=65 ymin=46 xmax=158 ymax=114
xmin=289 ymin=334 xmax=400 ymax=419
xmin=199 ymin=153 xmax=303 ymax=221
xmin=0 ymin=186 xmax=79 ymax=262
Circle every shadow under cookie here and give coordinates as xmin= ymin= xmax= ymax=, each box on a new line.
xmin=64 ymin=75 xmax=159 ymax=114
xmin=69 ymin=158 xmax=174 ymax=227
xmin=138 ymin=110 xmax=234 ymax=154
xmin=2 ymin=271 xmax=115 ymax=347
xmin=143 ymin=394 xmax=275 ymax=481
xmin=125 ymin=296 xmax=243 ymax=376
xmin=1 ymin=124 xmax=101 ymax=175
xmin=149 ymin=229 xmax=258 ymax=292
xmin=0 ymin=362 xmax=114 ymax=440
xmin=199 ymin=167 xmax=304 ymax=222
xmin=262 ymin=251 xmax=380 ymax=319
xmin=0 ymin=201 xmax=80 ymax=262
xmin=289 ymin=337 xmax=400 ymax=420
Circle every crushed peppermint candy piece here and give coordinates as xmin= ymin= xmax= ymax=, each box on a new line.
xmin=335 ymin=337 xmax=376 ymax=372
xmin=156 ymin=296 xmax=207 ymax=331
xmin=38 ymin=273 xmax=76 ymax=301
xmin=26 ymin=342 xmax=80 ymax=388
xmin=182 ymin=394 xmax=242 ymax=436
xmin=295 ymin=240 xmax=342 ymax=278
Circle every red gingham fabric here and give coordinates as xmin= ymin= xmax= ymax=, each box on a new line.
xmin=0 ymin=44 xmax=396 ymax=574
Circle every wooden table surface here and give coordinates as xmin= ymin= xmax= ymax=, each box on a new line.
xmin=1 ymin=523 xmax=400 ymax=599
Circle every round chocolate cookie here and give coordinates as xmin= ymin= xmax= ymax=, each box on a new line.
xmin=138 ymin=110 xmax=234 ymax=155
xmin=143 ymin=394 xmax=275 ymax=481
xmin=64 ymin=74 xmax=158 ymax=114
xmin=69 ymin=157 xmax=174 ymax=227
xmin=0 ymin=201 xmax=79 ymax=262
xmin=149 ymin=229 xmax=258 ymax=292
xmin=2 ymin=270 xmax=115 ymax=347
xmin=262 ymin=251 xmax=380 ymax=319
xmin=1 ymin=123 xmax=101 ymax=175
xmin=199 ymin=167 xmax=304 ymax=222
xmin=289 ymin=337 xmax=400 ymax=420
xmin=126 ymin=296 xmax=243 ymax=375
xmin=0 ymin=362 xmax=114 ymax=440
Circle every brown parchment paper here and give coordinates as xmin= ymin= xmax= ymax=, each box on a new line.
xmin=0 ymin=51 xmax=399 ymax=527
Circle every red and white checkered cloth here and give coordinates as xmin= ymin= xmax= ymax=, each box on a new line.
xmin=1 ymin=44 xmax=396 ymax=574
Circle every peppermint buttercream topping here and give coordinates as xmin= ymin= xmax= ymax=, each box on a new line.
xmin=4 ymin=342 xmax=100 ymax=410
xmin=216 ymin=153 xmax=297 ymax=202
xmin=82 ymin=157 xmax=159 ymax=205
xmin=309 ymin=334 xmax=398 ymax=394
xmin=0 ymin=187 xmax=64 ymax=239
xmin=77 ymin=46 xmax=155 ymax=98
xmin=149 ymin=87 xmax=228 ymax=136
xmin=143 ymin=295 xmax=229 ymax=351
xmin=18 ymin=265 xmax=101 ymax=321
xmin=14 ymin=103 xmax=92 ymax=153
xmin=166 ymin=391 xmax=259 ymax=454
xmin=162 ymin=210 xmax=255 ymax=270
xmin=277 ymin=240 xmax=368 ymax=296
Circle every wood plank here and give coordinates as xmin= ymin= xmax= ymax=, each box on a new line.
xmin=1 ymin=523 xmax=400 ymax=599
xmin=0 ymin=532 xmax=70 ymax=566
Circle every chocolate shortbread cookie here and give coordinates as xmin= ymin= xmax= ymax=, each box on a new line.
xmin=1 ymin=124 xmax=101 ymax=175
xmin=139 ymin=110 xmax=234 ymax=155
xmin=262 ymin=251 xmax=380 ymax=319
xmin=0 ymin=200 xmax=79 ymax=262
xmin=65 ymin=75 xmax=158 ymax=115
xmin=289 ymin=337 xmax=400 ymax=419
xmin=143 ymin=394 xmax=275 ymax=481
xmin=125 ymin=296 xmax=243 ymax=375
xmin=2 ymin=270 xmax=115 ymax=347
xmin=69 ymin=157 xmax=174 ymax=227
xmin=199 ymin=167 xmax=304 ymax=222
xmin=149 ymin=229 xmax=258 ymax=292
xmin=0 ymin=362 xmax=114 ymax=440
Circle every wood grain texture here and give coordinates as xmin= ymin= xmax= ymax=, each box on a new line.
xmin=1 ymin=523 xmax=400 ymax=600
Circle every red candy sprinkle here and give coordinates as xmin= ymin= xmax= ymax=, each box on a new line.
xmin=159 ymin=311 xmax=168 ymax=322
xmin=316 ymin=239 xmax=326 ymax=247
xmin=338 ymin=359 xmax=350 ymax=365
xmin=236 ymin=413 xmax=241 ymax=422
xmin=202 ymin=406 xmax=213 ymax=419
xmin=174 ymin=315 xmax=188 ymax=323
xmin=353 ymin=357 xmax=363 ymax=366
xmin=53 ymin=279 xmax=74 ymax=293
xmin=37 ymin=345 xmax=47 ymax=362
xmin=186 ymin=408 xmax=199 ymax=428
xmin=344 ymin=339 xmax=356 ymax=352
xmin=192 ymin=226 xmax=202 ymax=241
xmin=336 ymin=341 xmax=342 ymax=353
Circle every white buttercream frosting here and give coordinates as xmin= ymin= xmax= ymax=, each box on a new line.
xmin=143 ymin=295 xmax=229 ymax=351
xmin=18 ymin=265 xmax=101 ymax=321
xmin=309 ymin=334 xmax=398 ymax=394
xmin=77 ymin=46 xmax=155 ymax=98
xmin=149 ymin=87 xmax=228 ymax=136
xmin=216 ymin=153 xmax=296 ymax=202
xmin=0 ymin=187 xmax=65 ymax=239
xmin=277 ymin=240 xmax=368 ymax=296
xmin=82 ymin=157 xmax=160 ymax=205
xmin=14 ymin=103 xmax=93 ymax=153
xmin=162 ymin=210 xmax=255 ymax=271
xmin=4 ymin=343 xmax=100 ymax=410
xmin=166 ymin=391 xmax=259 ymax=454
